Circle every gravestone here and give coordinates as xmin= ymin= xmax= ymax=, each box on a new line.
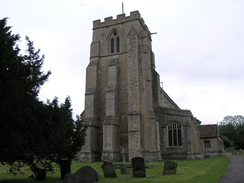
xmin=63 ymin=173 xmax=75 ymax=183
xmin=101 ymin=161 xmax=117 ymax=178
xmin=121 ymin=166 xmax=127 ymax=174
xmin=120 ymin=164 xmax=131 ymax=174
xmin=132 ymin=157 xmax=146 ymax=177
xmin=121 ymin=148 xmax=127 ymax=163
xmin=163 ymin=161 xmax=177 ymax=175
xmin=63 ymin=166 xmax=99 ymax=183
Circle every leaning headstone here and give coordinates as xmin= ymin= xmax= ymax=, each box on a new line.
xmin=163 ymin=161 xmax=178 ymax=175
xmin=63 ymin=165 xmax=99 ymax=183
xmin=132 ymin=157 xmax=146 ymax=177
xmin=101 ymin=161 xmax=117 ymax=178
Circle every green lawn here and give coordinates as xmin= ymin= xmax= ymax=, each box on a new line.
xmin=0 ymin=157 xmax=229 ymax=183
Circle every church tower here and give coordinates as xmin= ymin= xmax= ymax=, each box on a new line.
xmin=78 ymin=11 xmax=162 ymax=162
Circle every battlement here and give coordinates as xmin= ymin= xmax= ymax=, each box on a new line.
xmin=93 ymin=11 xmax=146 ymax=29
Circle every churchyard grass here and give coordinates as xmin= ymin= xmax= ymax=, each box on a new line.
xmin=0 ymin=157 xmax=229 ymax=183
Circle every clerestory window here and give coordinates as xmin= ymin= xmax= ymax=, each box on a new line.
xmin=110 ymin=31 xmax=120 ymax=54
xmin=168 ymin=122 xmax=182 ymax=146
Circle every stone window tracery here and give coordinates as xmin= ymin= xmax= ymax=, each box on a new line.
xmin=168 ymin=122 xmax=182 ymax=146
xmin=110 ymin=31 xmax=120 ymax=53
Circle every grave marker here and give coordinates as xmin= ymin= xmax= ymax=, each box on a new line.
xmin=101 ymin=161 xmax=117 ymax=178
xmin=63 ymin=165 xmax=99 ymax=183
xmin=163 ymin=161 xmax=177 ymax=175
xmin=121 ymin=148 xmax=127 ymax=163
xmin=132 ymin=157 xmax=146 ymax=177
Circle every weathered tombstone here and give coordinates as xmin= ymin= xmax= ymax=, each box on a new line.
xmin=120 ymin=164 xmax=131 ymax=174
xmin=101 ymin=161 xmax=117 ymax=178
xmin=132 ymin=157 xmax=146 ymax=177
xmin=121 ymin=166 xmax=127 ymax=174
xmin=163 ymin=161 xmax=178 ymax=175
xmin=121 ymin=148 xmax=127 ymax=163
xmin=63 ymin=165 xmax=99 ymax=183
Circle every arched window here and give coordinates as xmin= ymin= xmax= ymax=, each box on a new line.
xmin=110 ymin=31 xmax=120 ymax=53
xmin=168 ymin=122 xmax=182 ymax=146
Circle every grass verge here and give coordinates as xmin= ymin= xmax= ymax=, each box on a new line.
xmin=0 ymin=157 xmax=229 ymax=183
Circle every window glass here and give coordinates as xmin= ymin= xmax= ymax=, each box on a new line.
xmin=111 ymin=38 xmax=114 ymax=53
xmin=168 ymin=122 xmax=182 ymax=147
xmin=204 ymin=141 xmax=211 ymax=148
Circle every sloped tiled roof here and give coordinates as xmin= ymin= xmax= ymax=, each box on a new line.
xmin=198 ymin=124 xmax=218 ymax=138
xmin=80 ymin=110 xmax=85 ymax=120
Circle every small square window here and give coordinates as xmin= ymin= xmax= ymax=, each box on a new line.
xmin=204 ymin=140 xmax=211 ymax=148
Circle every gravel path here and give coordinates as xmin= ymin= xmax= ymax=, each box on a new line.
xmin=220 ymin=156 xmax=244 ymax=183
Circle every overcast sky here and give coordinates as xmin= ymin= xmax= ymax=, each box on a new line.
xmin=1 ymin=0 xmax=244 ymax=124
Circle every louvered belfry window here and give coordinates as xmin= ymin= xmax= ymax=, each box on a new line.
xmin=110 ymin=31 xmax=120 ymax=53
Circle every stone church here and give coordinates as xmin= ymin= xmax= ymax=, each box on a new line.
xmin=77 ymin=11 xmax=224 ymax=162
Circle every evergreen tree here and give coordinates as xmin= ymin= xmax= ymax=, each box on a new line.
xmin=0 ymin=18 xmax=51 ymax=173
xmin=0 ymin=18 xmax=87 ymax=177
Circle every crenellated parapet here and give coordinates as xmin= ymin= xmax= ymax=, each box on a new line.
xmin=93 ymin=11 xmax=147 ymax=30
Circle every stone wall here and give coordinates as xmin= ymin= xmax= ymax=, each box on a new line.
xmin=157 ymin=107 xmax=204 ymax=159
xmin=202 ymin=137 xmax=225 ymax=157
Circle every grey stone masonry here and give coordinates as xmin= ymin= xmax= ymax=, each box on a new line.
xmin=77 ymin=10 xmax=161 ymax=162
xmin=93 ymin=11 xmax=145 ymax=30
xmin=127 ymin=26 xmax=141 ymax=160
xmin=101 ymin=58 xmax=120 ymax=161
